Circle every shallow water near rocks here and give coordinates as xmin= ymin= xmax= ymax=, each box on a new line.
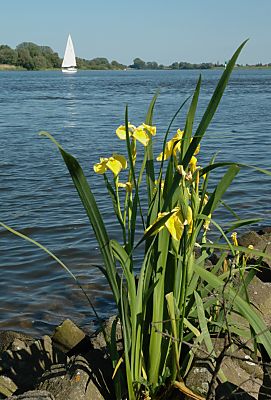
xmin=0 ymin=69 xmax=271 ymax=336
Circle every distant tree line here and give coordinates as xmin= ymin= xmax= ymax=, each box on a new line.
xmin=129 ymin=57 xmax=219 ymax=70
xmin=0 ymin=42 xmax=127 ymax=70
xmin=76 ymin=57 xmax=126 ymax=70
xmin=1 ymin=42 xmax=270 ymax=71
xmin=0 ymin=43 xmax=61 ymax=70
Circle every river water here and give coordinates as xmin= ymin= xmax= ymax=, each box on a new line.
xmin=0 ymin=69 xmax=270 ymax=336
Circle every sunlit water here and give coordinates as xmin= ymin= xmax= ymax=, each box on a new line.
xmin=0 ymin=69 xmax=270 ymax=336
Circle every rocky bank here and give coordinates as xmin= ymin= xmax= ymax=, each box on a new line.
xmin=1 ymin=228 xmax=271 ymax=400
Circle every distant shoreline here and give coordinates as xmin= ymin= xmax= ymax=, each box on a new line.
xmin=1 ymin=64 xmax=271 ymax=72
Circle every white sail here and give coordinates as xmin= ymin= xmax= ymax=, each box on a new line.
xmin=62 ymin=34 xmax=76 ymax=68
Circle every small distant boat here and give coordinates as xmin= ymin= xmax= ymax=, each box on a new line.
xmin=62 ymin=34 xmax=77 ymax=74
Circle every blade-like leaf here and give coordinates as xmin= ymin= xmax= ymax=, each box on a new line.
xmin=194 ymin=263 xmax=271 ymax=358
xmin=145 ymin=92 xmax=159 ymax=203
xmin=181 ymin=75 xmax=201 ymax=158
xmin=39 ymin=131 xmax=121 ymax=304
xmin=203 ymin=165 xmax=240 ymax=215
xmin=182 ymin=40 xmax=248 ymax=168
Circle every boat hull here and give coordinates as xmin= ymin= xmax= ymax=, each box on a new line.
xmin=62 ymin=67 xmax=77 ymax=74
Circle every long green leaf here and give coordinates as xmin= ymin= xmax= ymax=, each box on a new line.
xmin=194 ymin=264 xmax=271 ymax=358
xmin=39 ymin=131 xmax=121 ymax=305
xmin=182 ymin=40 xmax=248 ymax=168
xmin=200 ymin=161 xmax=271 ymax=178
xmin=148 ymin=228 xmax=170 ymax=384
xmin=181 ymin=75 xmax=201 ymax=158
xmin=145 ymin=92 xmax=158 ymax=203
xmin=203 ymin=165 xmax=240 ymax=215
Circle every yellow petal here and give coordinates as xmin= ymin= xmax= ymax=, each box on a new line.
xmin=106 ymin=157 xmax=123 ymax=176
xmin=116 ymin=123 xmax=136 ymax=140
xmin=113 ymin=154 xmax=127 ymax=169
xmin=116 ymin=125 xmax=127 ymax=140
xmin=194 ymin=143 xmax=200 ymax=156
xmin=173 ymin=129 xmax=184 ymax=141
xmin=189 ymin=156 xmax=197 ymax=173
xmin=118 ymin=181 xmax=133 ymax=192
xmin=231 ymin=232 xmax=238 ymax=246
xmin=165 ymin=213 xmax=184 ymax=241
xmin=132 ymin=128 xmax=150 ymax=147
xmin=156 ymin=140 xmax=174 ymax=161
xmin=144 ymin=211 xmax=170 ymax=236
xmin=117 ymin=182 xmax=126 ymax=188
xmin=93 ymin=158 xmax=108 ymax=174
xmin=142 ymin=123 xmax=156 ymax=136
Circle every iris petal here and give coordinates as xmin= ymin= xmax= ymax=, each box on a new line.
xmin=132 ymin=128 xmax=150 ymax=147
xmin=116 ymin=125 xmax=128 ymax=140
xmin=165 ymin=213 xmax=184 ymax=241
xmin=142 ymin=123 xmax=156 ymax=136
xmin=113 ymin=154 xmax=127 ymax=169
xmin=93 ymin=158 xmax=108 ymax=174
xmin=106 ymin=158 xmax=123 ymax=176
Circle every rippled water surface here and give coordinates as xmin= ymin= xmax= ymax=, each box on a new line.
xmin=1 ymin=69 xmax=271 ymax=336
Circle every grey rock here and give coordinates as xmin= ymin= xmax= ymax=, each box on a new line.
xmin=185 ymin=338 xmax=264 ymax=399
xmin=52 ymin=319 xmax=86 ymax=353
xmin=239 ymin=229 xmax=271 ymax=280
xmin=0 ymin=331 xmax=34 ymax=354
xmin=216 ymin=382 xmax=256 ymax=399
xmin=246 ymin=276 xmax=271 ymax=328
xmin=6 ymin=390 xmax=55 ymax=399
xmin=0 ymin=375 xmax=18 ymax=398
xmin=0 ymin=335 xmax=67 ymax=395
xmin=185 ymin=365 xmax=212 ymax=397
xmin=38 ymin=354 xmax=114 ymax=400
xmin=91 ymin=316 xmax=122 ymax=351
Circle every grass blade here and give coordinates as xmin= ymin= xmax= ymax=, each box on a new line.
xmin=39 ymin=131 xmax=121 ymax=305
xmin=194 ymin=263 xmax=271 ymax=358
xmin=182 ymin=40 xmax=248 ymax=168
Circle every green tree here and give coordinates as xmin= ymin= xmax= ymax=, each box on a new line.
xmin=16 ymin=42 xmax=41 ymax=57
xmin=111 ymin=60 xmax=126 ymax=70
xmin=146 ymin=61 xmax=158 ymax=69
xmin=32 ymin=55 xmax=48 ymax=70
xmin=170 ymin=62 xmax=179 ymax=69
xmin=16 ymin=42 xmax=61 ymax=69
xmin=0 ymin=45 xmax=18 ymax=65
xmin=16 ymin=48 xmax=34 ymax=70
xmin=131 ymin=57 xmax=146 ymax=69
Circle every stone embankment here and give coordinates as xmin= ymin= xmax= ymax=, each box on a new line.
xmin=0 ymin=229 xmax=271 ymax=400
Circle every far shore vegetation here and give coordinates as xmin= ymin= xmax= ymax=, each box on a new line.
xmin=0 ymin=41 xmax=271 ymax=71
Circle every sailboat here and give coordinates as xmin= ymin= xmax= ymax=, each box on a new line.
xmin=62 ymin=34 xmax=77 ymax=73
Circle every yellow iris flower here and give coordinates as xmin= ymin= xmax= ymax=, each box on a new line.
xmin=116 ymin=123 xmax=136 ymax=140
xmin=145 ymin=206 xmax=193 ymax=241
xmin=132 ymin=127 xmax=150 ymax=146
xmin=231 ymin=232 xmax=238 ymax=246
xmin=117 ymin=181 xmax=133 ymax=192
xmin=140 ymin=123 xmax=156 ymax=136
xmin=116 ymin=123 xmax=156 ymax=147
xmin=157 ymin=129 xmax=201 ymax=162
xmin=93 ymin=154 xmax=127 ymax=176
xmin=189 ymin=156 xmax=198 ymax=174
xmin=157 ymin=129 xmax=184 ymax=161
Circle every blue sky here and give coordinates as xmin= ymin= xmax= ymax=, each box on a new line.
xmin=2 ymin=0 xmax=271 ymax=65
